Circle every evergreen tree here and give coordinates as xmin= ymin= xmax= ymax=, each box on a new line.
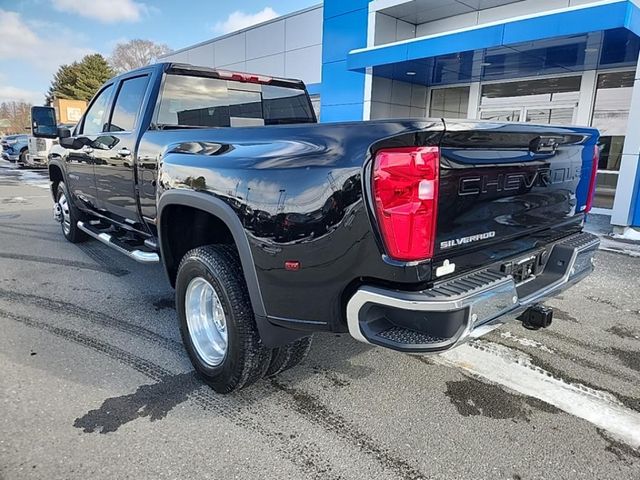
xmin=46 ymin=63 xmax=80 ymax=104
xmin=46 ymin=54 xmax=114 ymax=104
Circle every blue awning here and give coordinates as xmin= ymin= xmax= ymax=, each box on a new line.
xmin=348 ymin=0 xmax=640 ymax=72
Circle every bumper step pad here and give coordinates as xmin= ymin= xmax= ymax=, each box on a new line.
xmin=377 ymin=327 xmax=448 ymax=346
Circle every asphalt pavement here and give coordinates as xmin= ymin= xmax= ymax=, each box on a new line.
xmin=1 ymin=160 xmax=639 ymax=480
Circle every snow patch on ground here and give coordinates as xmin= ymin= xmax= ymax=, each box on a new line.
xmin=599 ymin=237 xmax=640 ymax=258
xmin=611 ymin=227 xmax=640 ymax=242
xmin=434 ymin=340 xmax=640 ymax=449
xmin=1 ymin=197 xmax=27 ymax=203
xmin=17 ymin=170 xmax=50 ymax=190
xmin=499 ymin=331 xmax=555 ymax=353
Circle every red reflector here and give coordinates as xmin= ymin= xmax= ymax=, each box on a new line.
xmin=217 ymin=70 xmax=272 ymax=84
xmin=372 ymin=146 xmax=440 ymax=262
xmin=585 ymin=145 xmax=600 ymax=213
xmin=284 ymin=260 xmax=301 ymax=271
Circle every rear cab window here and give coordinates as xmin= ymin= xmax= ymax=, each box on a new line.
xmin=155 ymin=73 xmax=316 ymax=129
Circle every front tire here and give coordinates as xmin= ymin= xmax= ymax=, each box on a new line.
xmin=55 ymin=182 xmax=87 ymax=243
xmin=176 ymin=245 xmax=271 ymax=393
xmin=18 ymin=149 xmax=27 ymax=168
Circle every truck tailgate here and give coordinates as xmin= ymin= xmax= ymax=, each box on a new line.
xmin=436 ymin=121 xmax=599 ymax=261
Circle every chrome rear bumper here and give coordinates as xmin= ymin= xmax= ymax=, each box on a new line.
xmin=346 ymin=231 xmax=599 ymax=353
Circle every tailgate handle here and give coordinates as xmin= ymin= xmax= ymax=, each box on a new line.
xmin=530 ymin=136 xmax=561 ymax=154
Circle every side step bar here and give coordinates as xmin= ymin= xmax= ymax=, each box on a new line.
xmin=77 ymin=221 xmax=160 ymax=264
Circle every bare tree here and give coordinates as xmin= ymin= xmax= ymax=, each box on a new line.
xmin=110 ymin=39 xmax=172 ymax=73
xmin=0 ymin=101 xmax=32 ymax=134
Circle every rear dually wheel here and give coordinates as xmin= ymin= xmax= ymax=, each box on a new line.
xmin=176 ymin=245 xmax=272 ymax=393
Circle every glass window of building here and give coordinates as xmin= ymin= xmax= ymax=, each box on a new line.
xmin=591 ymin=71 xmax=634 ymax=209
xmin=480 ymin=110 xmax=521 ymax=122
xmin=429 ymin=87 xmax=470 ymax=118
xmin=479 ymin=76 xmax=581 ymax=125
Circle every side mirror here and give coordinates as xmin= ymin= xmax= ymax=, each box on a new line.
xmin=60 ymin=135 xmax=91 ymax=150
xmin=31 ymin=106 xmax=58 ymax=139
xmin=57 ymin=127 xmax=71 ymax=139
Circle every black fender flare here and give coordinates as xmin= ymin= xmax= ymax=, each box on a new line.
xmin=157 ymin=190 xmax=267 ymax=319
xmin=47 ymin=159 xmax=67 ymax=201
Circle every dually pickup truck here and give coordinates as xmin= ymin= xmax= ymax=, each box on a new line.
xmin=31 ymin=62 xmax=601 ymax=393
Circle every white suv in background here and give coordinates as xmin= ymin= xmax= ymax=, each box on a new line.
xmin=21 ymin=124 xmax=75 ymax=168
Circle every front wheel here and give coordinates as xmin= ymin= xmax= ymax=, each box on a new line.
xmin=55 ymin=182 xmax=87 ymax=243
xmin=18 ymin=150 xmax=27 ymax=168
xmin=176 ymin=245 xmax=272 ymax=393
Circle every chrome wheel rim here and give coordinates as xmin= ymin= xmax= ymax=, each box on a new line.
xmin=185 ymin=277 xmax=228 ymax=367
xmin=57 ymin=192 xmax=71 ymax=235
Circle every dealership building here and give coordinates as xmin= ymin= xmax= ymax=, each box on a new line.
xmin=162 ymin=0 xmax=640 ymax=233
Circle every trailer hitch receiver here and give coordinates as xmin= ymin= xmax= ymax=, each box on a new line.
xmin=520 ymin=305 xmax=553 ymax=330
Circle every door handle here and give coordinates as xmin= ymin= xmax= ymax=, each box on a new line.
xmin=117 ymin=148 xmax=131 ymax=157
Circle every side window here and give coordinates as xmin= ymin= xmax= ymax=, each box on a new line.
xmin=109 ymin=76 xmax=150 ymax=132
xmin=81 ymin=84 xmax=114 ymax=135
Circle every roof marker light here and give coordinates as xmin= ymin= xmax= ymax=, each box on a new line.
xmin=217 ymin=70 xmax=273 ymax=84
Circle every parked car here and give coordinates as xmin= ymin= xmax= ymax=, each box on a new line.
xmin=31 ymin=62 xmax=601 ymax=393
xmin=1 ymin=134 xmax=29 ymax=163
xmin=22 ymin=124 xmax=75 ymax=168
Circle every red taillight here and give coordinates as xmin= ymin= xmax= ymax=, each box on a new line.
xmin=217 ymin=70 xmax=272 ymax=84
xmin=585 ymin=145 xmax=600 ymax=213
xmin=372 ymin=146 xmax=440 ymax=262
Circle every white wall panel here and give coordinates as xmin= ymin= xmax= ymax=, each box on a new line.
xmin=391 ymin=80 xmax=413 ymax=106
xmin=410 ymin=107 xmax=427 ymax=118
xmin=285 ymin=45 xmax=322 ymax=83
xmin=165 ymin=51 xmax=189 ymax=63
xmin=246 ymin=20 xmax=285 ymax=59
xmin=214 ymin=34 xmax=246 ymax=66
xmin=372 ymin=76 xmax=393 ymax=103
xmin=162 ymin=7 xmax=325 ymax=85
xmin=285 ymin=8 xmax=323 ymax=50
xmin=409 ymin=0 xmax=604 ymax=41
xmin=390 ymin=104 xmax=411 ymax=117
xmin=396 ymin=19 xmax=416 ymax=41
xmin=411 ymin=84 xmax=427 ymax=108
xmin=246 ymin=54 xmax=286 ymax=78
xmin=374 ymin=13 xmax=398 ymax=45
xmin=187 ymin=44 xmax=215 ymax=67
xmin=416 ymin=12 xmax=478 ymax=36
xmin=478 ymin=0 xmax=566 ymax=23
xmin=218 ymin=61 xmax=247 ymax=72
xmin=370 ymin=101 xmax=392 ymax=119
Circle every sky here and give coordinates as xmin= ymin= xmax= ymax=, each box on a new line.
xmin=0 ymin=0 xmax=319 ymax=105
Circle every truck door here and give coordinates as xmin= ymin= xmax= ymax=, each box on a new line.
xmin=93 ymin=74 xmax=151 ymax=223
xmin=66 ymin=83 xmax=115 ymax=211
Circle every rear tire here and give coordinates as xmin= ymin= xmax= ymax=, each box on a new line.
xmin=55 ymin=182 xmax=87 ymax=243
xmin=266 ymin=336 xmax=313 ymax=377
xmin=176 ymin=245 xmax=272 ymax=393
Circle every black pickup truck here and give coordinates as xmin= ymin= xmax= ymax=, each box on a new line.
xmin=31 ymin=62 xmax=601 ymax=393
